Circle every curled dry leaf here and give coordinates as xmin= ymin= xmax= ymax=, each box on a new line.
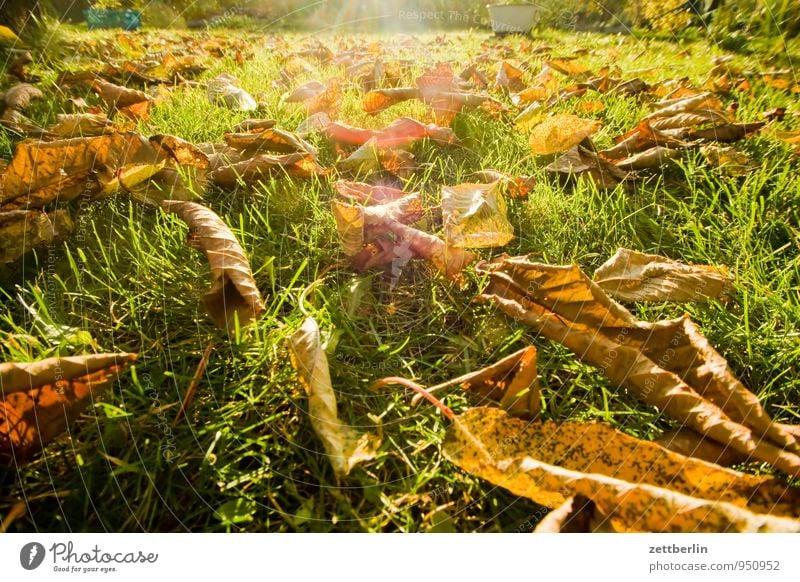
xmin=223 ymin=127 xmax=317 ymax=157
xmin=3 ymin=83 xmax=43 ymax=111
xmin=593 ymin=247 xmax=734 ymax=303
xmin=601 ymin=121 xmax=687 ymax=159
xmin=471 ymin=170 xmax=535 ymax=200
xmin=545 ymin=146 xmax=627 ymax=189
xmin=287 ymin=317 xmax=381 ymax=480
xmin=441 ymin=182 xmax=514 ymax=248
xmin=689 ymin=122 xmax=765 ymax=143
xmin=0 ymin=132 xmax=147 ymax=206
xmin=322 ymin=117 xmax=457 ymax=148
xmin=47 ymin=113 xmax=115 ymax=137
xmin=1 ymin=353 xmax=137 ymax=465
xmin=529 ymin=114 xmax=602 ymax=155
xmin=91 ymin=79 xmax=153 ymax=120
xmin=423 ymin=346 xmax=540 ymax=417
xmin=207 ymin=74 xmax=257 ymax=111
xmin=0 ymin=210 xmax=74 ymax=264
xmin=614 ymin=146 xmax=684 ymax=171
xmin=337 ymin=138 xmax=415 ymax=178
xmin=443 ymin=407 xmax=800 ymax=532
xmin=162 ymin=201 xmax=265 ymax=330
xmin=334 ymin=180 xmax=408 ymax=205
xmin=476 ymin=255 xmax=800 ymax=477
xmin=209 ymin=152 xmax=325 ymax=188
xmin=362 ymin=87 xmax=421 ymax=115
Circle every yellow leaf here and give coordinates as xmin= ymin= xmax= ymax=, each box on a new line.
xmin=443 ymin=407 xmax=800 ymax=532
xmin=529 ymin=114 xmax=601 ymax=155
xmin=288 ymin=317 xmax=381 ymax=481
xmin=476 ymin=256 xmax=800 ymax=477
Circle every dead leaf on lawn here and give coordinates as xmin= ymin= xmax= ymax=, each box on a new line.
xmin=529 ymin=114 xmax=602 ymax=155
xmin=209 ymin=152 xmax=324 ymax=188
xmin=47 ymin=113 xmax=115 ymax=137
xmin=91 ymin=79 xmax=153 ymax=120
xmin=162 ymin=201 xmax=265 ymax=330
xmin=207 ymin=74 xmax=257 ymax=111
xmin=545 ymin=146 xmax=627 ymax=189
xmin=443 ymin=407 xmax=800 ymax=532
xmin=287 ymin=317 xmax=380 ymax=481
xmin=0 ymin=210 xmax=74 ymax=264
xmin=471 ymin=170 xmax=535 ymax=200
xmin=3 ymin=83 xmax=43 ymax=111
xmin=421 ymin=347 xmax=541 ymax=417
xmin=441 ymin=182 xmax=514 ymax=248
xmin=476 ymin=255 xmax=800 ymax=477
xmin=1 ymin=353 xmax=137 ymax=465
xmin=594 ymin=247 xmax=734 ymax=303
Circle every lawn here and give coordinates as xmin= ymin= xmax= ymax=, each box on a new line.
xmin=1 ymin=21 xmax=799 ymax=532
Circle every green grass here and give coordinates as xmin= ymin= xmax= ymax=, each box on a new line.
xmin=1 ymin=25 xmax=799 ymax=532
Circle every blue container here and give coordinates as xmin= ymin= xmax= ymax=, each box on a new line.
xmin=85 ymin=9 xmax=142 ymax=31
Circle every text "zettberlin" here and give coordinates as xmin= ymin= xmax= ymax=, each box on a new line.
xmin=649 ymin=544 xmax=708 ymax=554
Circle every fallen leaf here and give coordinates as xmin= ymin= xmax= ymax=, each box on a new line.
xmin=495 ymin=61 xmax=526 ymax=93
xmin=546 ymin=146 xmax=627 ymax=189
xmin=3 ymin=83 xmax=42 ymax=110
xmin=471 ymin=170 xmax=535 ymax=200
xmin=1 ymin=353 xmax=137 ymax=465
xmin=441 ymin=182 xmax=514 ymax=248
xmin=0 ymin=210 xmax=74 ymax=264
xmin=594 ymin=247 xmax=734 ymax=302
xmin=614 ymin=146 xmax=684 ymax=171
xmin=657 ymin=427 xmax=748 ymax=467
xmin=224 ymin=127 xmax=318 ymax=157
xmin=529 ymin=114 xmax=602 ymax=155
xmin=425 ymin=347 xmax=541 ymax=417
xmin=91 ymin=79 xmax=153 ymax=120
xmin=207 ymin=74 xmax=257 ymax=111
xmin=47 ymin=113 xmax=115 ymax=137
xmin=162 ymin=201 xmax=265 ymax=330
xmin=287 ymin=317 xmax=380 ymax=480
xmin=209 ymin=152 xmax=325 ymax=188
xmin=363 ymin=87 xmax=421 ymax=114
xmin=322 ymin=117 xmax=457 ymax=148
xmin=476 ymin=256 xmax=800 ymax=477
xmin=337 ymin=138 xmax=415 ymax=178
xmin=443 ymin=407 xmax=800 ymax=532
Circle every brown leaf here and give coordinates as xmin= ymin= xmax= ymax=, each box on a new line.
xmin=1 ymin=353 xmax=137 ymax=465
xmin=47 ymin=113 xmax=115 ymax=137
xmin=601 ymin=121 xmax=687 ymax=159
xmin=529 ymin=115 xmax=602 ymax=155
xmin=0 ymin=210 xmax=74 ymax=264
xmin=362 ymin=87 xmax=421 ymax=114
xmin=476 ymin=256 xmax=800 ymax=477
xmin=223 ymin=127 xmax=317 ymax=157
xmin=614 ymin=146 xmax=684 ymax=171
xmin=545 ymin=146 xmax=627 ymax=189
xmin=162 ymin=201 xmax=265 ymax=330
xmin=594 ymin=247 xmax=734 ymax=302
xmin=91 ymin=79 xmax=153 ymax=119
xmin=495 ymin=61 xmax=526 ymax=93
xmin=545 ymin=58 xmax=591 ymax=78
xmin=424 ymin=347 xmax=540 ymax=417
xmin=443 ymin=407 xmax=800 ymax=531
xmin=471 ymin=170 xmax=535 ymax=200
xmin=334 ymin=180 xmax=409 ymax=205
xmin=287 ymin=317 xmax=380 ymax=480
xmin=689 ymin=122 xmax=765 ymax=143
xmin=149 ymin=134 xmax=210 ymax=168
xmin=4 ymin=83 xmax=42 ymax=110
xmin=209 ymin=152 xmax=324 ymax=188
xmin=0 ymin=132 xmax=147 ymax=205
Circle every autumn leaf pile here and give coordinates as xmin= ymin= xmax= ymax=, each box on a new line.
xmin=1 ymin=29 xmax=799 ymax=532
